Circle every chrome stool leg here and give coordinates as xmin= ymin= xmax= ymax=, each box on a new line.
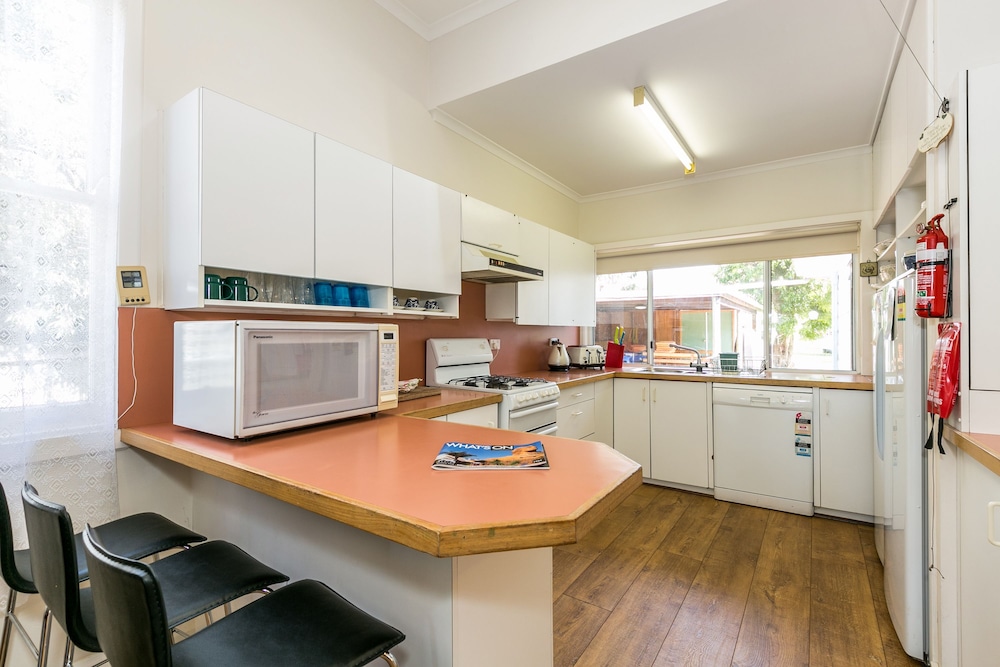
xmin=0 ymin=590 xmax=16 ymax=667
xmin=380 ymin=650 xmax=399 ymax=666
xmin=36 ymin=608 xmax=53 ymax=667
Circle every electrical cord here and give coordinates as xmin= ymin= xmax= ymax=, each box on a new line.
xmin=117 ymin=306 xmax=138 ymax=422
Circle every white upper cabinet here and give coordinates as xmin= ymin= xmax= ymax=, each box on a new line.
xmin=392 ymin=167 xmax=462 ymax=295
xmin=547 ymin=229 xmax=596 ymax=327
xmin=164 ymin=89 xmax=315 ymax=308
xmin=461 ymin=196 xmax=519 ymax=256
xmin=314 ymin=135 xmax=393 ymax=287
xmin=485 ymin=217 xmax=550 ymax=324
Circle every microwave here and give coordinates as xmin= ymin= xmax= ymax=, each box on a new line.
xmin=173 ymin=320 xmax=399 ymax=439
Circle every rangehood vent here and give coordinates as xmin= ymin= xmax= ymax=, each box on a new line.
xmin=461 ymin=243 xmax=543 ymax=284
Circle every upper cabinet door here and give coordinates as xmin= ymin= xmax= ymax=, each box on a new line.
xmin=548 ymin=229 xmax=596 ymax=326
xmin=514 ymin=218 xmax=550 ymax=325
xmin=461 ymin=196 xmax=519 ymax=256
xmin=199 ymin=90 xmax=315 ymax=277
xmin=392 ymin=167 xmax=462 ymax=295
xmin=315 ymin=135 xmax=393 ymax=286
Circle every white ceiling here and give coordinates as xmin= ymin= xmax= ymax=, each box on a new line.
xmin=378 ymin=0 xmax=915 ymax=200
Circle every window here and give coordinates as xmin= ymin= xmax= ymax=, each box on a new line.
xmin=0 ymin=0 xmax=124 ymax=531
xmin=596 ymin=253 xmax=855 ymax=371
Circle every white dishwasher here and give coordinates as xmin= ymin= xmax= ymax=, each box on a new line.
xmin=713 ymin=384 xmax=815 ymax=516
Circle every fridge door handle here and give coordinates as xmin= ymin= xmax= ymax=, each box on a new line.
xmin=989 ymin=502 xmax=1000 ymax=547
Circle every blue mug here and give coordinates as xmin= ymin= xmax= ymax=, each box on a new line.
xmin=332 ymin=284 xmax=350 ymax=307
xmin=314 ymin=282 xmax=334 ymax=306
xmin=349 ymin=285 xmax=369 ymax=308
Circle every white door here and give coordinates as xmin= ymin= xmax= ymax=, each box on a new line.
xmin=650 ymin=381 xmax=711 ymax=488
xmin=392 ymin=168 xmax=462 ymax=295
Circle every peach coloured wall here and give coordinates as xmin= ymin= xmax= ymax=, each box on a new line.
xmin=117 ymin=281 xmax=578 ymax=428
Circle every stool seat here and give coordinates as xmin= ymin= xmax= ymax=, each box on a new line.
xmin=21 ymin=483 xmax=289 ymax=664
xmin=0 ymin=482 xmax=206 ymax=667
xmin=84 ymin=527 xmax=406 ymax=667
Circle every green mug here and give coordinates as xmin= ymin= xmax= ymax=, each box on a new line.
xmin=205 ymin=274 xmax=233 ymax=300
xmin=223 ymin=276 xmax=259 ymax=302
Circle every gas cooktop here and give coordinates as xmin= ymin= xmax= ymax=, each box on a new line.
xmin=447 ymin=375 xmax=551 ymax=392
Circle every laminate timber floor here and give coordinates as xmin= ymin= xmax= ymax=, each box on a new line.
xmin=553 ymin=483 xmax=924 ymax=667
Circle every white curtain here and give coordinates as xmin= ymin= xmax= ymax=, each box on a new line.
xmin=0 ymin=0 xmax=125 ymax=572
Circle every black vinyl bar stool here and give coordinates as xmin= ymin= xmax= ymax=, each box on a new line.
xmin=83 ymin=524 xmax=406 ymax=667
xmin=21 ymin=482 xmax=291 ymax=667
xmin=0 ymin=481 xmax=206 ymax=667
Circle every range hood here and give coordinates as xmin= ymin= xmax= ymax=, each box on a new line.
xmin=461 ymin=243 xmax=543 ymax=284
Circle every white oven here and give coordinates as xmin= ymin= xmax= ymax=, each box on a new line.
xmin=426 ymin=339 xmax=560 ymax=435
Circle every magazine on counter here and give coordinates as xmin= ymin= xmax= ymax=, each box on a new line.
xmin=432 ymin=441 xmax=549 ymax=470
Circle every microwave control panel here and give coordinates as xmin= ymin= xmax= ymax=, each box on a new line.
xmin=378 ymin=324 xmax=399 ymax=404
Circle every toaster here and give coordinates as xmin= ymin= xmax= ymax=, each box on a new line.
xmin=567 ymin=345 xmax=606 ymax=368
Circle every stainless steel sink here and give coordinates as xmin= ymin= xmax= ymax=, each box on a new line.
xmin=631 ymin=366 xmax=708 ymax=375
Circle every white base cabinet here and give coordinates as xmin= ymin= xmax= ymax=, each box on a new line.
xmin=431 ymin=404 xmax=498 ymax=429
xmin=958 ymin=448 xmax=1000 ymax=666
xmin=815 ymin=389 xmax=874 ymax=517
xmin=649 ymin=380 xmax=711 ymax=489
xmin=593 ymin=379 xmax=614 ymax=447
xmin=613 ymin=379 xmax=651 ymax=476
xmin=556 ymin=383 xmax=596 ymax=440
xmin=613 ymin=378 xmax=711 ymax=488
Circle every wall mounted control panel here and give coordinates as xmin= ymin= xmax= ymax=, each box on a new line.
xmin=116 ymin=265 xmax=150 ymax=305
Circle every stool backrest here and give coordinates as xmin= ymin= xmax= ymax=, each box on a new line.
xmin=20 ymin=482 xmax=99 ymax=652
xmin=0 ymin=481 xmax=32 ymax=593
xmin=82 ymin=525 xmax=171 ymax=667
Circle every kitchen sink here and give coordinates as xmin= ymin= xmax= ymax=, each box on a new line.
xmin=630 ymin=366 xmax=709 ymax=375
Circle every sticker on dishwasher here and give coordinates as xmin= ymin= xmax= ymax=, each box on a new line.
xmin=794 ymin=412 xmax=812 ymax=436
xmin=795 ymin=434 xmax=812 ymax=457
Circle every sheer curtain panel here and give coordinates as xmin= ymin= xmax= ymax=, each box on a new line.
xmin=0 ymin=0 xmax=125 ymax=608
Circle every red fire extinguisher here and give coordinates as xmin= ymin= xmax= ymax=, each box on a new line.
xmin=915 ymin=213 xmax=949 ymax=318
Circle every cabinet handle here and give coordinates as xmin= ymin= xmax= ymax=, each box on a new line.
xmin=989 ymin=502 xmax=1000 ymax=547
xmin=573 ymin=392 xmax=584 ymax=398
xmin=652 ymin=387 xmax=657 ymax=403
xmin=571 ymin=411 xmax=584 ymax=417
xmin=641 ymin=387 xmax=646 ymax=402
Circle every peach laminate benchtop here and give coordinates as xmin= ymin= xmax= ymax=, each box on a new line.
xmin=120 ymin=418 xmax=641 ymax=558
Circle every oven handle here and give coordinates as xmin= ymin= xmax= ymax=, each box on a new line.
xmin=531 ymin=424 xmax=559 ymax=437
xmin=509 ymin=402 xmax=559 ymax=418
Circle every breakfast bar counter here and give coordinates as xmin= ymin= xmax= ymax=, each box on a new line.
xmin=117 ymin=417 xmax=640 ymax=667
xmin=119 ymin=417 xmax=640 ymax=557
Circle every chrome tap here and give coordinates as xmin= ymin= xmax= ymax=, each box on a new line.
xmin=668 ymin=342 xmax=707 ymax=372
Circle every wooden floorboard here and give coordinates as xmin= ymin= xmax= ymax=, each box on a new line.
xmin=553 ymin=484 xmax=922 ymax=667
xmin=731 ymin=511 xmax=813 ymax=667
xmin=652 ymin=503 xmax=770 ymax=666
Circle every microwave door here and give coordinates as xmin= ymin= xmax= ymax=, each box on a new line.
xmin=241 ymin=330 xmax=377 ymax=432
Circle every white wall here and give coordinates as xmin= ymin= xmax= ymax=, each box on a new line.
xmin=578 ymin=150 xmax=871 ymax=243
xmin=118 ymin=0 xmax=578 ymax=297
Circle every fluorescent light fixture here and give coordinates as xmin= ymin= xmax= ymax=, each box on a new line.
xmin=634 ymin=85 xmax=695 ymax=174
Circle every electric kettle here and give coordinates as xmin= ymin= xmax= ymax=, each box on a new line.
xmin=548 ymin=339 xmax=570 ymax=371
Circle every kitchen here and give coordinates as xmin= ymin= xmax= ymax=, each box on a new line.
xmin=5 ymin=0 xmax=1000 ymax=666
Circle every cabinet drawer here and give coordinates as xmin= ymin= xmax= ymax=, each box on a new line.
xmin=557 ymin=401 xmax=595 ymax=440
xmin=559 ymin=383 xmax=595 ymax=409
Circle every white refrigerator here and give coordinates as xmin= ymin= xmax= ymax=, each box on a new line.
xmin=872 ymin=270 xmax=927 ymax=660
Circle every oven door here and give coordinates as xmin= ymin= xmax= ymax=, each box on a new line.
xmin=505 ymin=400 xmax=558 ymax=434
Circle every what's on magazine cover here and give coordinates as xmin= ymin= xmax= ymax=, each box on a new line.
xmin=432 ymin=441 xmax=549 ymax=469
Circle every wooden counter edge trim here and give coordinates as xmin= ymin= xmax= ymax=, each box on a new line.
xmin=947 ymin=427 xmax=1000 ymax=478
xmin=552 ymin=373 xmax=617 ymax=390
xmin=435 ymin=466 xmax=643 ymax=557
xmin=120 ymin=429 xmax=445 ymax=556
xmin=609 ymin=371 xmax=872 ymax=390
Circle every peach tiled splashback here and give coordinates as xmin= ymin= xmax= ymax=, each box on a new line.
xmin=117 ymin=282 xmax=579 ymax=428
